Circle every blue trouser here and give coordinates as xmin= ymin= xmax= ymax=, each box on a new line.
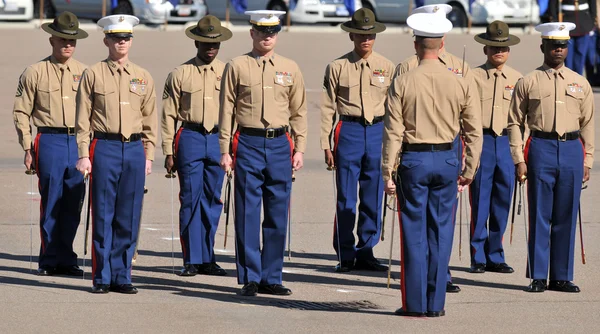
xmin=469 ymin=134 xmax=514 ymax=266
xmin=447 ymin=135 xmax=462 ymax=283
xmin=233 ymin=131 xmax=293 ymax=285
xmin=175 ymin=127 xmax=224 ymax=265
xmin=332 ymin=120 xmax=383 ymax=262
xmin=34 ymin=133 xmax=84 ymax=268
xmin=90 ymin=138 xmax=145 ymax=286
xmin=397 ymin=148 xmax=459 ymax=313
xmin=525 ymin=137 xmax=583 ymax=281
xmin=566 ymin=34 xmax=593 ymax=75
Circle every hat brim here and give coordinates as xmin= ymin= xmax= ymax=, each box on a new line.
xmin=185 ymin=25 xmax=232 ymax=42
xmin=41 ymin=22 xmax=88 ymax=39
xmin=474 ymin=33 xmax=520 ymax=47
xmin=341 ymin=21 xmax=386 ymax=34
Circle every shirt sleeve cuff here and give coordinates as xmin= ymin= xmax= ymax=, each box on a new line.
xmin=78 ymin=145 xmax=89 ymax=158
xmin=145 ymin=143 xmax=155 ymax=161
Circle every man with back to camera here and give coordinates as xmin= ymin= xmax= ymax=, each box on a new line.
xmin=383 ymin=11 xmax=483 ymax=317
xmin=393 ymin=3 xmax=469 ymax=294
xmin=13 ymin=11 xmax=88 ymax=277
xmin=320 ymin=8 xmax=395 ymax=273
xmin=469 ymin=21 xmax=522 ymax=274
xmin=161 ymin=15 xmax=232 ymax=277
xmin=219 ymin=10 xmax=308 ymax=297
xmin=508 ymin=22 xmax=594 ymax=293
xmin=75 ymin=14 xmax=158 ymax=294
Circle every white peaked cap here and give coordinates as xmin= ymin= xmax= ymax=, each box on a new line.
xmin=407 ymin=12 xmax=453 ymax=38
xmin=245 ymin=10 xmax=286 ymax=26
xmin=97 ymin=14 xmax=139 ymax=35
xmin=535 ymin=22 xmax=576 ymax=40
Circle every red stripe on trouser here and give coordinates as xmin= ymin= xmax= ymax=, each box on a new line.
xmin=33 ymin=133 xmax=45 ymax=253
xmin=89 ymin=139 xmax=98 ymax=281
xmin=286 ymin=133 xmax=294 ymax=162
xmin=523 ymin=136 xmax=532 ymax=273
xmin=523 ymin=136 xmax=532 ymax=164
xmin=332 ymin=121 xmax=343 ymax=156
xmin=173 ymin=127 xmax=184 ymax=159
xmin=231 ymin=130 xmax=240 ymax=167
xmin=397 ymin=197 xmax=407 ymax=310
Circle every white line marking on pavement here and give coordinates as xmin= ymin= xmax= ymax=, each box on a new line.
xmin=214 ymin=249 xmax=234 ymax=254
xmin=144 ymin=228 xmax=159 ymax=231
xmin=26 ymin=192 xmax=38 ymax=195
xmin=336 ymin=289 xmax=352 ymax=293
xmin=162 ymin=237 xmax=180 ymax=241
xmin=282 ymin=269 xmax=293 ymax=273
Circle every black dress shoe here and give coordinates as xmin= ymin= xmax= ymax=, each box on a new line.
xmin=526 ymin=279 xmax=547 ymax=293
xmin=426 ymin=310 xmax=446 ymax=317
xmin=91 ymin=284 xmax=110 ymax=294
xmin=240 ymin=282 xmax=259 ymax=296
xmin=548 ymin=280 xmax=580 ymax=293
xmin=485 ymin=263 xmax=514 ymax=274
xmin=258 ymin=284 xmax=292 ymax=296
xmin=394 ymin=308 xmax=425 ymax=317
xmin=109 ymin=284 xmax=138 ymax=294
xmin=469 ymin=263 xmax=486 ymax=273
xmin=354 ymin=258 xmax=388 ymax=272
xmin=56 ymin=265 xmax=84 ymax=276
xmin=446 ymin=282 xmax=461 ymax=293
xmin=36 ymin=267 xmax=55 ymax=276
xmin=178 ymin=264 xmax=198 ymax=276
xmin=334 ymin=260 xmax=354 ymax=273
xmin=196 ymin=262 xmax=227 ymax=276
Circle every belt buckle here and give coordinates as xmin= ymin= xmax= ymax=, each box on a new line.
xmin=266 ymin=129 xmax=275 ymax=139
xmin=67 ymin=127 xmax=75 ymax=136
xmin=558 ymin=133 xmax=567 ymax=142
xmin=122 ymin=135 xmax=131 ymax=143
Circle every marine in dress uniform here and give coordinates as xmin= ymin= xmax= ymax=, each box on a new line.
xmin=392 ymin=3 xmax=468 ymax=294
xmin=469 ymin=21 xmax=522 ymax=274
xmin=508 ymin=22 xmax=594 ymax=293
xmin=13 ymin=12 xmax=88 ymax=277
xmin=219 ymin=10 xmax=308 ymax=297
xmin=75 ymin=15 xmax=158 ymax=294
xmin=161 ymin=15 xmax=231 ymax=277
xmin=549 ymin=0 xmax=598 ymax=74
xmin=383 ymin=12 xmax=483 ymax=317
xmin=320 ymin=8 xmax=394 ymax=273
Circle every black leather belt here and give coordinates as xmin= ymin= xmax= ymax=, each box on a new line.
xmin=482 ymin=128 xmax=508 ymax=137
xmin=531 ymin=130 xmax=579 ymax=141
xmin=340 ymin=115 xmax=383 ymax=125
xmin=182 ymin=122 xmax=218 ymax=135
xmin=94 ymin=132 xmax=142 ymax=142
xmin=240 ymin=126 xmax=288 ymax=139
xmin=38 ymin=127 xmax=75 ymax=135
xmin=402 ymin=142 xmax=453 ymax=152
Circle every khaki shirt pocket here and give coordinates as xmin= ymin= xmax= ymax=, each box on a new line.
xmin=565 ymin=88 xmax=584 ymax=115
xmin=369 ymin=75 xmax=390 ymax=101
xmin=37 ymin=86 xmax=59 ymax=112
xmin=94 ymin=86 xmax=116 ymax=112
xmin=528 ymin=89 xmax=552 ymax=126
xmin=129 ymin=86 xmax=147 ymax=112
xmin=338 ymin=73 xmax=359 ymax=104
xmin=180 ymin=82 xmax=203 ymax=116
xmin=273 ymin=76 xmax=293 ymax=102
xmin=238 ymin=76 xmax=261 ymax=107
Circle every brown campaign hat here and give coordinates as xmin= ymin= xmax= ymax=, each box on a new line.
xmin=185 ymin=15 xmax=232 ymax=43
xmin=341 ymin=8 xmax=386 ymax=34
xmin=41 ymin=11 xmax=88 ymax=39
xmin=474 ymin=20 xmax=520 ymax=47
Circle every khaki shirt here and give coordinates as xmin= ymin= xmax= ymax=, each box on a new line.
xmin=320 ymin=51 xmax=395 ymax=150
xmin=383 ymin=59 xmax=483 ymax=181
xmin=13 ymin=56 xmax=86 ymax=150
xmin=161 ymin=57 xmax=225 ymax=155
xmin=219 ymin=52 xmax=308 ymax=154
xmin=472 ymin=62 xmax=522 ymax=134
xmin=508 ymin=64 xmax=595 ymax=168
xmin=393 ymin=50 xmax=471 ymax=79
xmin=75 ymin=59 xmax=158 ymax=160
